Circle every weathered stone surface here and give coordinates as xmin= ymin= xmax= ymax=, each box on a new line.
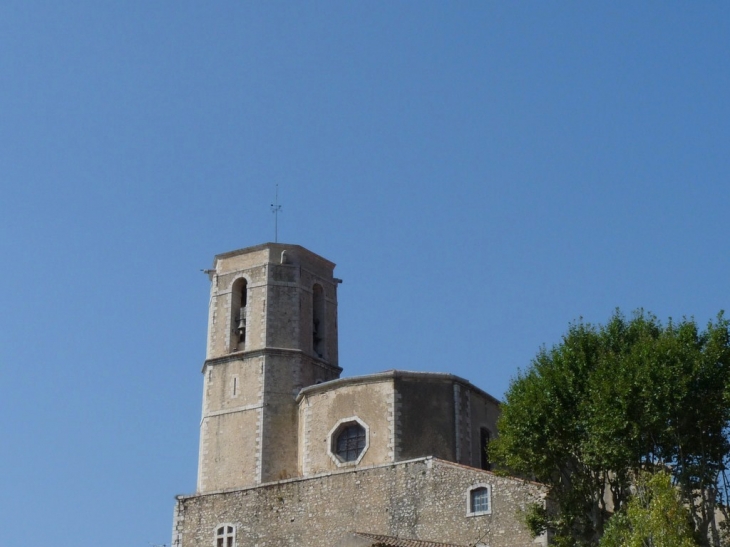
xmin=175 ymin=458 xmax=547 ymax=547
xmin=297 ymin=371 xmax=501 ymax=475
xmin=175 ymin=243 xmax=548 ymax=547
xmin=198 ymin=243 xmax=341 ymax=492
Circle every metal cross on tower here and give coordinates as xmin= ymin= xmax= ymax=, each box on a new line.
xmin=270 ymin=184 xmax=282 ymax=243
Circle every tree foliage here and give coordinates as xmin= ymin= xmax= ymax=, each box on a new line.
xmin=600 ymin=471 xmax=698 ymax=547
xmin=491 ymin=310 xmax=730 ymax=546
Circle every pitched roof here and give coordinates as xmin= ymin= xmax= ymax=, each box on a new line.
xmin=351 ymin=532 xmax=467 ymax=547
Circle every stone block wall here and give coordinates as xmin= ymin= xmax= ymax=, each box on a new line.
xmin=174 ymin=457 xmax=547 ymax=547
xmin=297 ymin=372 xmax=502 ymax=476
xmin=205 ymin=243 xmax=339 ymax=362
xmin=298 ymin=376 xmax=395 ymax=475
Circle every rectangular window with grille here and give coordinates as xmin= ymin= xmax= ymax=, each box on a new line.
xmin=468 ymin=486 xmax=491 ymax=515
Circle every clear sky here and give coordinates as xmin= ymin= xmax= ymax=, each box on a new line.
xmin=1 ymin=2 xmax=728 ymax=546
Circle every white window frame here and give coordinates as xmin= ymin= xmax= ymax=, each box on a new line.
xmin=214 ymin=523 xmax=236 ymax=547
xmin=466 ymin=483 xmax=492 ymax=516
xmin=327 ymin=416 xmax=370 ymax=467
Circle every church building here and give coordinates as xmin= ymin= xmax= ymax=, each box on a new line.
xmin=171 ymin=243 xmax=547 ymax=547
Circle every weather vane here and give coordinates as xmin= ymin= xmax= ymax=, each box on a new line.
xmin=270 ymin=184 xmax=282 ymax=243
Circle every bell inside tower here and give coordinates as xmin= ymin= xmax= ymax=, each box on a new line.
xmin=232 ymin=278 xmax=248 ymax=351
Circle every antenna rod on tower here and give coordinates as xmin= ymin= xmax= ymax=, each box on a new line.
xmin=270 ymin=184 xmax=282 ymax=243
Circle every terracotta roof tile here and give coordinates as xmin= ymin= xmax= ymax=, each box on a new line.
xmin=351 ymin=532 xmax=467 ymax=547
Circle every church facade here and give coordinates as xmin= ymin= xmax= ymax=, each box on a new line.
xmin=172 ymin=243 xmax=547 ymax=547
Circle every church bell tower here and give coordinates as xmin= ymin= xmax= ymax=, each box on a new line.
xmin=196 ymin=243 xmax=341 ymax=493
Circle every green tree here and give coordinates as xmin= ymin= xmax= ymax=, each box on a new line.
xmin=491 ymin=310 xmax=730 ymax=546
xmin=600 ymin=471 xmax=697 ymax=547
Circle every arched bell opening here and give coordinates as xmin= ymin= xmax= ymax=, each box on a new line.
xmin=231 ymin=277 xmax=248 ymax=351
xmin=312 ymin=283 xmax=325 ymax=358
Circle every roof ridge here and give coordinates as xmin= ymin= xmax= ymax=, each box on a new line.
xmin=351 ymin=531 xmax=467 ymax=547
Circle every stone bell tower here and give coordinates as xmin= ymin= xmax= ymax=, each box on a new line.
xmin=196 ymin=243 xmax=341 ymax=493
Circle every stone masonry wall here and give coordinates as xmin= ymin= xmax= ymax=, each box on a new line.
xmin=175 ymin=457 xmax=546 ymax=547
xmin=299 ymin=377 xmax=395 ymax=475
xmin=207 ymin=248 xmax=269 ymax=359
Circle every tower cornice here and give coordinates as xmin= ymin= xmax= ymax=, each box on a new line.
xmin=201 ymin=347 xmax=342 ymax=374
xmin=213 ymin=242 xmax=336 ymax=270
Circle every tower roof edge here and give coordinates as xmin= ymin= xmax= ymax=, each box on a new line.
xmin=213 ymin=242 xmax=336 ymax=270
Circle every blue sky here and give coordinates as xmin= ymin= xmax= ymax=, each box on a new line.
xmin=1 ymin=3 xmax=728 ymax=546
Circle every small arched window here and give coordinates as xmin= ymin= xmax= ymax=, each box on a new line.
xmin=215 ymin=524 xmax=235 ymax=547
xmin=231 ymin=278 xmax=248 ymax=351
xmin=312 ymin=283 xmax=325 ymax=358
xmin=467 ymin=484 xmax=492 ymax=516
